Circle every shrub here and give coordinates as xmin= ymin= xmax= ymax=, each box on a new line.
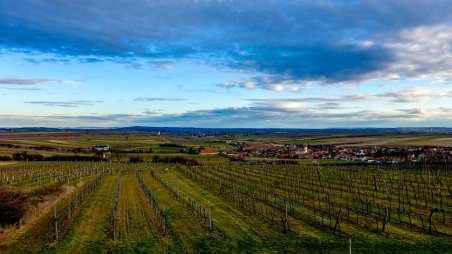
xmin=0 ymin=155 xmax=12 ymax=161
xmin=129 ymin=156 xmax=144 ymax=163
xmin=0 ymin=188 xmax=26 ymax=226
xmin=159 ymin=143 xmax=185 ymax=148
xmin=151 ymin=156 xmax=201 ymax=166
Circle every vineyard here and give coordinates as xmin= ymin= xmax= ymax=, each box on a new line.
xmin=0 ymin=161 xmax=451 ymax=253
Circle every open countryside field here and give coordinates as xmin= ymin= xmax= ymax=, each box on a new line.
xmin=0 ymin=132 xmax=235 ymax=160
xmin=243 ymin=134 xmax=452 ymax=147
xmin=0 ymin=132 xmax=450 ymax=164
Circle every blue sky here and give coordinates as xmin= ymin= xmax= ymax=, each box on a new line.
xmin=0 ymin=0 xmax=451 ymax=128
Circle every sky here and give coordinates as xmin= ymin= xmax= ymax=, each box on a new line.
xmin=0 ymin=0 xmax=451 ymax=128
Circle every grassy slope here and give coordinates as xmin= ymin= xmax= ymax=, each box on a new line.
xmin=146 ymin=166 xmax=348 ymax=253
xmin=0 ymin=177 xmax=95 ymax=253
xmin=140 ymin=173 xmax=224 ymax=254
xmin=53 ymin=174 xmax=118 ymax=254
xmin=2 ymin=161 xmax=450 ymax=253
xmin=151 ymin=166 xmax=452 ymax=253
xmin=115 ymin=173 xmax=167 ymax=253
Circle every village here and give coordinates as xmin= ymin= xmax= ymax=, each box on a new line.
xmin=217 ymin=142 xmax=452 ymax=164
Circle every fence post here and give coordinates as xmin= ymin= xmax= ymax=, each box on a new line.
xmin=163 ymin=215 xmax=166 ymax=235
xmin=349 ymin=238 xmax=352 ymax=254
xmin=54 ymin=207 xmax=58 ymax=242
xmin=208 ymin=201 xmax=213 ymax=231
xmin=285 ymin=204 xmax=289 ymax=231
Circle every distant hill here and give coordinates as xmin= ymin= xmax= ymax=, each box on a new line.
xmin=0 ymin=126 xmax=451 ymax=135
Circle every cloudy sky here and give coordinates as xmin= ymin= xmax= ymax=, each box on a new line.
xmin=0 ymin=0 xmax=451 ymax=128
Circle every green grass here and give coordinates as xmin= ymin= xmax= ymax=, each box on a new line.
xmin=115 ymin=173 xmax=167 ymax=253
xmin=1 ymin=160 xmax=451 ymax=253
xmin=0 ymin=176 xmax=97 ymax=253
xmin=140 ymin=172 xmax=224 ymax=253
xmin=52 ymin=174 xmax=118 ymax=253
xmin=120 ymin=153 xmax=229 ymax=163
xmin=146 ymin=166 xmax=348 ymax=253
xmin=149 ymin=164 xmax=452 ymax=253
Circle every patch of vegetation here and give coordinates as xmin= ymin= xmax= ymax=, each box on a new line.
xmin=0 ymin=188 xmax=26 ymax=226
xmin=10 ymin=152 xmax=104 ymax=162
xmin=152 ymin=155 xmax=201 ymax=166
xmin=0 ymin=156 xmax=12 ymax=161
xmin=0 ymin=185 xmax=62 ymax=227
xmin=159 ymin=143 xmax=186 ymax=148
xmin=129 ymin=156 xmax=145 ymax=163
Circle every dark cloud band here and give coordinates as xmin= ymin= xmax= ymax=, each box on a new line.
xmin=1 ymin=1 xmax=451 ymax=85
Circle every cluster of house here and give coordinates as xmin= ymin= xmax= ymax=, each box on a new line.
xmin=332 ymin=146 xmax=451 ymax=164
xmin=88 ymin=141 xmax=450 ymax=164
xmin=220 ymin=142 xmax=451 ymax=164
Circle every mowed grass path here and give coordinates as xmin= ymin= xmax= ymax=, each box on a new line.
xmin=145 ymin=167 xmax=345 ymax=253
xmin=140 ymin=173 xmax=225 ymax=254
xmin=54 ymin=173 xmax=169 ymax=253
xmin=115 ymin=173 xmax=167 ymax=253
xmin=54 ymin=174 xmax=118 ymax=253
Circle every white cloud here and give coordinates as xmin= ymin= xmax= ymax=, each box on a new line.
xmin=0 ymin=77 xmax=84 ymax=86
xmin=218 ymin=25 xmax=452 ymax=92
xmin=247 ymin=85 xmax=452 ymax=104
xmin=1 ymin=105 xmax=450 ymax=128
xmin=241 ymin=81 xmax=256 ymax=90
xmin=381 ymin=25 xmax=452 ymax=81
xmin=143 ymin=109 xmax=160 ymax=115
xmin=24 ymin=100 xmax=102 ymax=107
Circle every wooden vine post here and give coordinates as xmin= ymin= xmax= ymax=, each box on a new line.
xmin=54 ymin=206 xmax=58 ymax=242
xmin=208 ymin=201 xmax=213 ymax=231
xmin=349 ymin=238 xmax=352 ymax=254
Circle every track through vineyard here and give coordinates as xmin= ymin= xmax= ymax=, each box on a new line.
xmin=115 ymin=173 xmax=166 ymax=252
xmin=55 ymin=174 xmax=118 ymax=253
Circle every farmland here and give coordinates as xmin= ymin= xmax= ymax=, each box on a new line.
xmin=0 ymin=132 xmax=451 ymax=253
xmin=0 ymin=161 xmax=450 ymax=253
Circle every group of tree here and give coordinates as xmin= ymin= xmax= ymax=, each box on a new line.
xmin=152 ymin=155 xmax=201 ymax=166
xmin=10 ymin=152 xmax=104 ymax=162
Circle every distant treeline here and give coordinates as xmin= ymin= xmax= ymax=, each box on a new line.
xmin=0 ymin=156 xmax=12 ymax=161
xmin=122 ymin=148 xmax=153 ymax=153
xmin=127 ymin=155 xmax=201 ymax=165
xmin=159 ymin=143 xmax=186 ymax=148
xmin=116 ymin=145 xmax=199 ymax=154
xmin=0 ymin=143 xmax=93 ymax=154
xmin=152 ymin=155 xmax=201 ymax=166
xmin=0 ymin=152 xmax=104 ymax=162
xmin=244 ymin=160 xmax=298 ymax=165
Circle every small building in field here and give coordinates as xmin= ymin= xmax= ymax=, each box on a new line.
xmin=199 ymin=149 xmax=219 ymax=155
xmin=92 ymin=145 xmax=111 ymax=152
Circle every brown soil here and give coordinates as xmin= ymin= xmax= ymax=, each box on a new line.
xmin=0 ymin=182 xmax=80 ymax=246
